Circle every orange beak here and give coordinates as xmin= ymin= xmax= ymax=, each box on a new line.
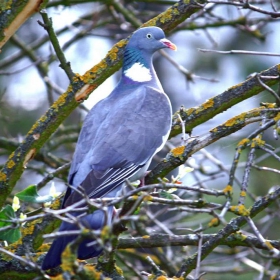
xmin=160 ymin=38 xmax=177 ymax=51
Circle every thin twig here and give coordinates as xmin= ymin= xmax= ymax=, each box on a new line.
xmin=36 ymin=162 xmax=71 ymax=190
xmin=199 ymin=48 xmax=280 ymax=56
xmin=245 ymin=216 xmax=280 ymax=257
xmin=256 ymin=74 xmax=280 ymax=103
xmin=39 ymin=10 xmax=75 ymax=81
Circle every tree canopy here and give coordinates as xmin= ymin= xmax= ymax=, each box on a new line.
xmin=1 ymin=1 xmax=280 ymax=279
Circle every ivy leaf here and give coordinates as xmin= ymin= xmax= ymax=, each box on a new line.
xmin=0 ymin=205 xmax=21 ymax=243
xmin=15 ymin=185 xmax=53 ymax=203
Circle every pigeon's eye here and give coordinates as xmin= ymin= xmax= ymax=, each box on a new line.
xmin=146 ymin=33 xmax=152 ymax=39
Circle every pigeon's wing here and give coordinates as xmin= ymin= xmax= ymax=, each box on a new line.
xmin=64 ymin=85 xmax=171 ymax=207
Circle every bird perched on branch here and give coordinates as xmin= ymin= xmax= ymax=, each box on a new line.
xmin=42 ymin=26 xmax=176 ymax=270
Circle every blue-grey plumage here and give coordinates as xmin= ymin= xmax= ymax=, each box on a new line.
xmin=42 ymin=27 xmax=176 ymax=270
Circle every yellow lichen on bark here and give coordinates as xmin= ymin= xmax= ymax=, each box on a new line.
xmin=240 ymin=191 xmax=246 ymax=197
xmin=0 ymin=171 xmax=7 ymax=181
xmin=72 ymin=74 xmax=81 ymax=83
xmin=159 ymin=5 xmax=179 ymax=23
xmin=274 ymin=112 xmax=280 ymax=121
xmin=208 ymin=217 xmax=219 ymax=227
xmin=186 ymin=107 xmax=195 ymax=115
xmin=251 ymin=138 xmax=265 ymax=148
xmin=231 ymin=231 xmax=247 ymax=241
xmin=7 ymin=160 xmax=15 ymax=169
xmin=28 ymin=90 xmax=69 ymax=135
xmin=82 ymin=59 xmax=108 ymax=84
xmin=82 ymin=264 xmax=103 ymax=279
xmin=108 ymin=46 xmax=119 ymax=60
xmin=51 ymin=92 xmax=68 ymax=112
xmin=28 ymin=114 xmax=47 ymax=133
xmin=202 ymin=98 xmax=214 ymax=109
xmin=142 ymin=3 xmax=179 ymax=27
xmin=223 ymin=185 xmax=233 ymax=195
xmin=60 ymin=246 xmax=76 ymax=273
xmin=224 ymin=113 xmax=246 ymax=127
xmin=263 ymin=103 xmax=276 ymax=109
xmin=21 ymin=219 xmax=39 ymax=236
xmin=37 ymin=243 xmax=50 ymax=253
xmin=237 ymin=138 xmax=250 ymax=147
xmin=107 ymin=40 xmax=126 ymax=61
xmin=171 ymin=146 xmax=185 ymax=157
xmin=144 ymin=195 xmax=153 ymax=201
xmin=230 ymin=204 xmax=250 ymax=216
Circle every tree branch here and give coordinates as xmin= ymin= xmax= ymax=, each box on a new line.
xmin=118 ymin=233 xmax=280 ymax=250
xmin=38 ymin=10 xmax=75 ymax=81
xmin=147 ymin=106 xmax=280 ymax=184
xmin=170 ymin=64 xmax=280 ymax=138
xmin=176 ymin=186 xmax=280 ymax=277
xmin=0 ymin=0 xmax=47 ymax=50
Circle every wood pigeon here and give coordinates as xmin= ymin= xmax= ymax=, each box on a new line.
xmin=41 ymin=26 xmax=176 ymax=270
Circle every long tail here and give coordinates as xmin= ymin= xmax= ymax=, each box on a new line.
xmin=41 ymin=207 xmax=114 ymax=270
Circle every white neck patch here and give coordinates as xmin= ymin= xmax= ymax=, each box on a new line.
xmin=124 ymin=62 xmax=152 ymax=82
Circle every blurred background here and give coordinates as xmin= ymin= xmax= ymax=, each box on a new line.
xmin=1 ymin=1 xmax=280 ymax=278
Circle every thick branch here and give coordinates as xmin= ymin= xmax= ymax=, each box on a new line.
xmin=118 ymin=233 xmax=280 ymax=250
xmin=0 ymin=0 xmax=46 ymax=50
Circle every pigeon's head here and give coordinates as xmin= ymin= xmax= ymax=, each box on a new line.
xmin=122 ymin=27 xmax=176 ymax=83
xmin=126 ymin=27 xmax=177 ymax=54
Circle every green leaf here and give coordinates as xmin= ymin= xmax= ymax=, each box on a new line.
xmin=15 ymin=185 xmax=53 ymax=203
xmin=0 ymin=205 xmax=21 ymax=243
xmin=159 ymin=190 xmax=174 ymax=200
